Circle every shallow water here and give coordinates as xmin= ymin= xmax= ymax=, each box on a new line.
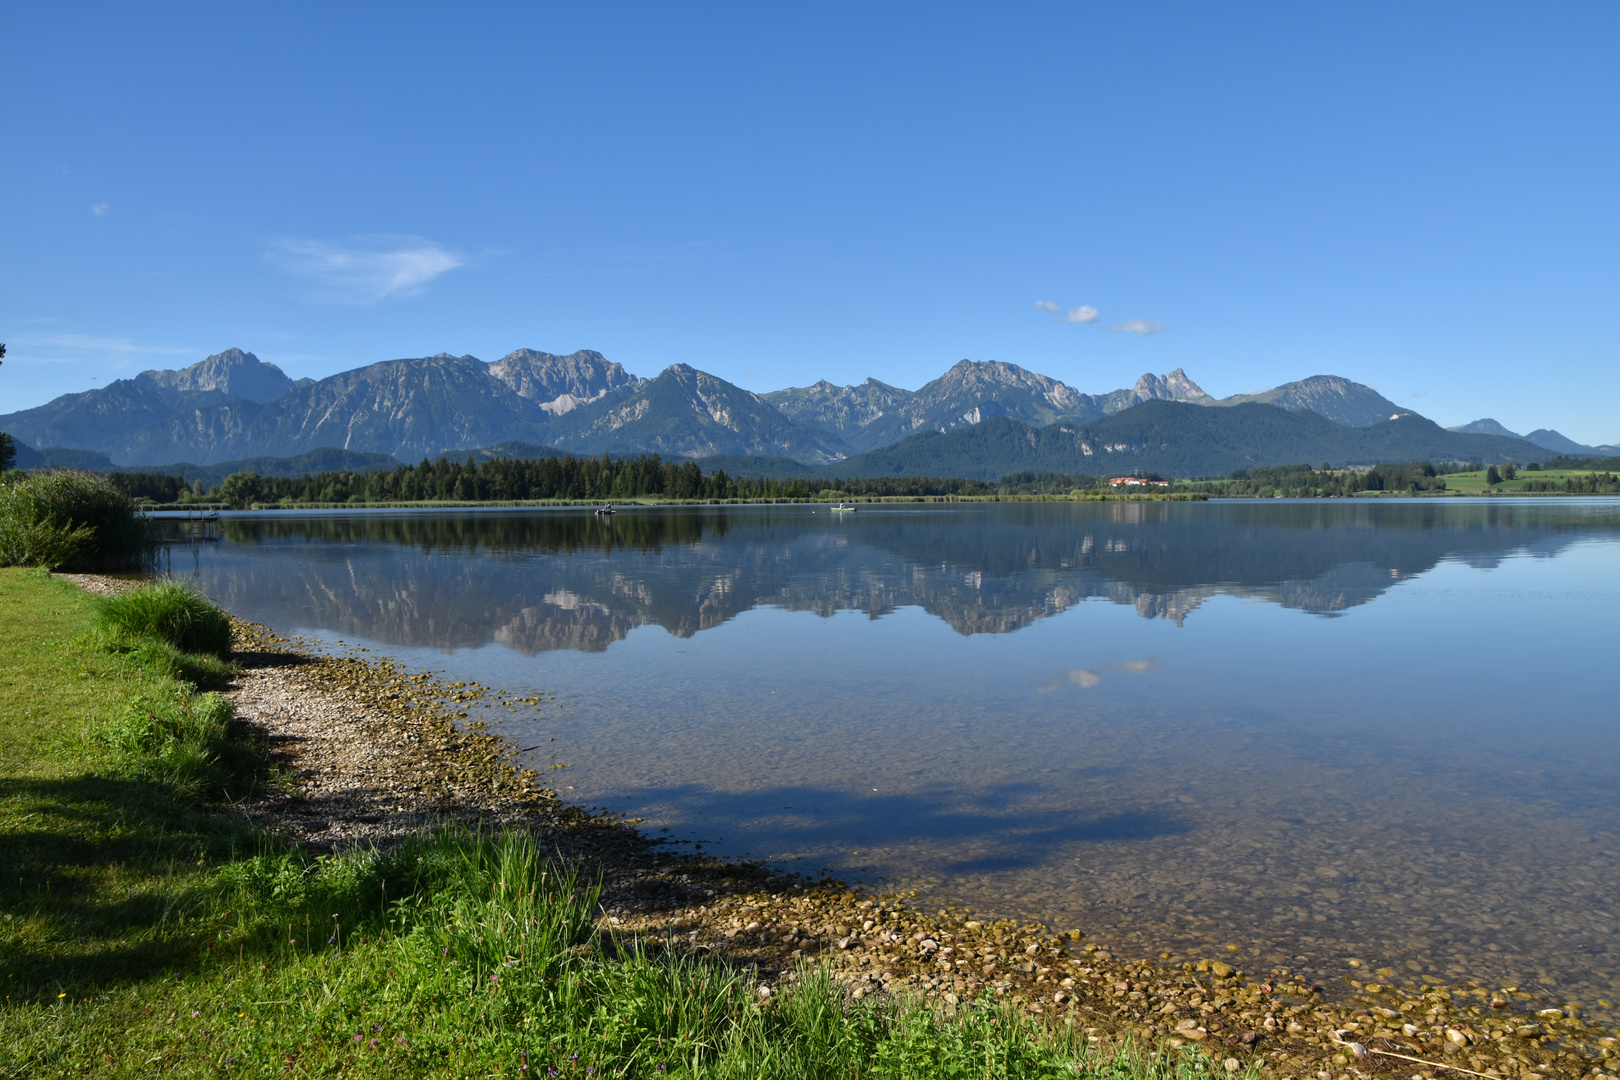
xmin=177 ymin=499 xmax=1620 ymax=1013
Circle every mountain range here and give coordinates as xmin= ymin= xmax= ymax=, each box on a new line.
xmin=1444 ymin=418 xmax=1617 ymax=457
xmin=1 ymin=346 xmax=1599 ymax=478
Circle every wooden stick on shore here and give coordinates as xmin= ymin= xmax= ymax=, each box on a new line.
xmin=1330 ymin=1030 xmax=1501 ymax=1079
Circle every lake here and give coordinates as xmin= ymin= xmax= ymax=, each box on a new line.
xmin=175 ymin=499 xmax=1620 ymax=1013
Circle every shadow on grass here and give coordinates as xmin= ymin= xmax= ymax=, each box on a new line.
xmin=0 ymin=774 xmax=260 ymax=996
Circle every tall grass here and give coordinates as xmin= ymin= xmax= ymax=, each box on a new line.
xmin=95 ymin=579 xmax=234 ymax=656
xmin=96 ymin=683 xmax=267 ymax=800
xmin=88 ymin=580 xmax=263 ymax=799
xmin=173 ymin=828 xmax=1230 ymax=1078
xmin=0 ymin=469 xmax=152 ymax=570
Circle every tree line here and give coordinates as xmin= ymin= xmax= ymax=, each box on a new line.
xmin=1517 ymin=472 xmax=1620 ymax=494
xmin=104 ymin=453 xmax=1107 ymax=508
xmin=1174 ymin=462 xmax=1456 ymax=498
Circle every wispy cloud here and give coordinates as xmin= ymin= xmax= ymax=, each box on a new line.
xmin=1034 ymin=300 xmax=1100 ymax=324
xmin=1107 ymin=320 xmax=1164 ymax=335
xmin=268 ymin=235 xmax=463 ymax=303
xmin=0 ymin=330 xmax=195 ymax=388
xmin=4 ymin=330 xmax=192 ymax=361
xmin=91 ymin=202 xmax=110 ymax=216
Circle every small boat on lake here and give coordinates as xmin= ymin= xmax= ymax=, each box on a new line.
xmin=831 ymin=503 xmax=857 ymax=512
xmin=594 ymin=503 xmax=617 ymax=516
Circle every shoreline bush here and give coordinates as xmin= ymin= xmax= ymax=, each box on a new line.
xmin=0 ymin=469 xmax=152 ymax=570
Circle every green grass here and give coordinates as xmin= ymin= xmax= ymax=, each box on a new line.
xmin=0 ymin=568 xmax=1240 ymax=1079
xmin=95 ymin=579 xmax=235 ymax=658
xmin=1442 ymin=468 xmax=1606 ymax=494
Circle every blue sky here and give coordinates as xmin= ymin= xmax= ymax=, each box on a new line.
xmin=3 ymin=3 xmax=1617 ymax=442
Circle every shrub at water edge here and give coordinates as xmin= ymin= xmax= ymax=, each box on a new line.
xmin=0 ymin=469 xmax=151 ymax=570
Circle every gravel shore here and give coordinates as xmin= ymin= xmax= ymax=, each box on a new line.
xmin=60 ymin=573 xmax=1617 ymax=1079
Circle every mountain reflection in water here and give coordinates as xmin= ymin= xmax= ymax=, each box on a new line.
xmin=191 ymin=500 xmax=1599 ymax=653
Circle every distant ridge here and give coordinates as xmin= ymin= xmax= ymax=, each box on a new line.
xmin=112 ymin=448 xmax=404 ymax=487
xmin=0 ymin=344 xmax=1586 ymax=477
xmin=1446 ymin=419 xmax=1613 ymax=456
xmin=543 ymin=363 xmax=849 ymax=463
xmin=828 ymin=402 xmax=1546 ymax=481
xmin=1215 ymin=375 xmax=1404 ymax=428
xmin=766 ymin=359 xmax=1099 ymax=452
xmin=1448 ymin=418 xmax=1521 ymax=439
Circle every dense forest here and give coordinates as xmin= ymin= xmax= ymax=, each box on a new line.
xmin=107 ymin=453 xmax=1106 ymax=507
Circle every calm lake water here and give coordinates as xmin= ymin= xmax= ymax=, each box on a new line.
xmin=178 ymin=500 xmax=1620 ymax=1011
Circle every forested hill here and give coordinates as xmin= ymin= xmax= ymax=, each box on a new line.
xmin=827 ymin=402 xmax=1546 ymax=481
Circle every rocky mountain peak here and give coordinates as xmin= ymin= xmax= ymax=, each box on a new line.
xmin=1132 ymin=369 xmax=1212 ymax=405
xmin=135 ymin=347 xmax=298 ymax=403
xmin=488 ymin=348 xmax=640 ymax=415
xmin=934 ymin=359 xmax=1089 ymax=408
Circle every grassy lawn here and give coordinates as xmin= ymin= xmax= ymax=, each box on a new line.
xmin=0 ymin=568 xmax=1232 ymax=1079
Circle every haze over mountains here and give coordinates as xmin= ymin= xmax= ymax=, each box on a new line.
xmin=2 ymin=346 xmax=1600 ymax=478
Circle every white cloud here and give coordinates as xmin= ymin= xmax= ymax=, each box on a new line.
xmin=1035 ymin=300 xmax=1100 ymax=324
xmin=1107 ymin=319 xmax=1164 ymax=335
xmin=268 ymin=235 xmax=463 ymax=303
xmin=91 ymin=202 xmax=110 ymax=216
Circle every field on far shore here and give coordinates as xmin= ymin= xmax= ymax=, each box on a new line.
xmin=1440 ymin=468 xmax=1607 ymax=494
